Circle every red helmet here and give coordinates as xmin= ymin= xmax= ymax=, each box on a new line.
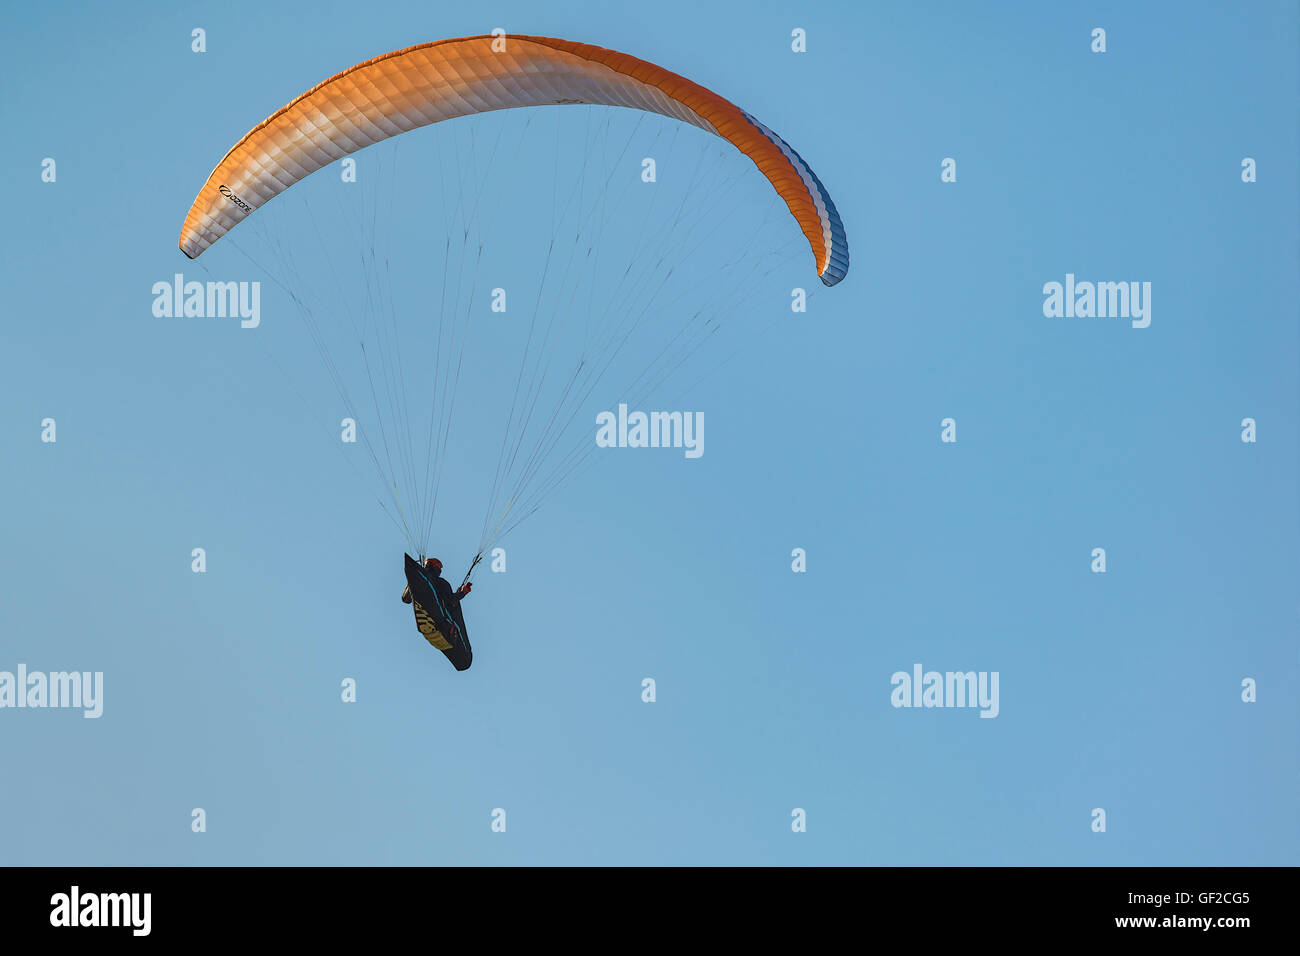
xmin=425 ymin=558 xmax=443 ymax=572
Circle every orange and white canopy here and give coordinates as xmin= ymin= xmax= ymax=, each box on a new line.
xmin=178 ymin=34 xmax=848 ymax=285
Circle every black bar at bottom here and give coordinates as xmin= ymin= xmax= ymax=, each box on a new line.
xmin=0 ymin=866 xmax=1284 ymax=940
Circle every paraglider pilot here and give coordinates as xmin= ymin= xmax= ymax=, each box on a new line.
xmin=402 ymin=557 xmax=471 ymax=632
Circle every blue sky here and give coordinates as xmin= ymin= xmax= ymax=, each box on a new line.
xmin=1 ymin=0 xmax=1296 ymax=865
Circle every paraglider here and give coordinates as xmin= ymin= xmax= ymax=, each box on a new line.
xmin=402 ymin=555 xmax=473 ymax=671
xmin=176 ymin=35 xmax=849 ymax=670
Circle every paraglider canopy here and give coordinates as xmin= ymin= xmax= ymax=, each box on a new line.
xmin=178 ymin=34 xmax=847 ymax=285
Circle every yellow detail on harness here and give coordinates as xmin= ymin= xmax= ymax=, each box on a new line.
xmin=413 ymin=603 xmax=452 ymax=651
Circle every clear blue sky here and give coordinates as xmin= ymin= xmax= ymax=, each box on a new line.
xmin=1 ymin=0 xmax=1296 ymax=865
